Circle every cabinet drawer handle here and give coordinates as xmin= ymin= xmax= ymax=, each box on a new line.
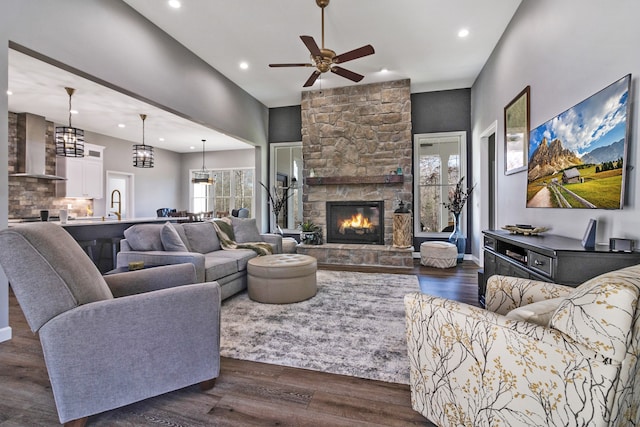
xmin=534 ymin=259 xmax=544 ymax=266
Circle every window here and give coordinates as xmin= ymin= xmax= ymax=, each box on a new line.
xmin=414 ymin=132 xmax=467 ymax=236
xmin=191 ymin=168 xmax=254 ymax=216
xmin=270 ymin=142 xmax=303 ymax=232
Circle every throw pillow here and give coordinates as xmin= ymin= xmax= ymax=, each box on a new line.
xmin=231 ymin=217 xmax=263 ymax=243
xmin=182 ymin=222 xmax=221 ymax=254
xmin=505 ymin=297 xmax=564 ymax=327
xmin=549 ymin=266 xmax=640 ymax=362
xmin=160 ymin=222 xmax=188 ymax=252
xmin=123 ymin=224 xmax=164 ymax=251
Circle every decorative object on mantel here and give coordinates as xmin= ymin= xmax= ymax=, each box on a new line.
xmin=259 ymin=181 xmax=293 ymax=235
xmin=55 ymin=87 xmax=84 ymax=157
xmin=502 ymin=224 xmax=550 ymax=235
xmin=132 ymin=114 xmax=154 ymax=168
xmin=443 ymin=177 xmax=475 ymax=263
xmin=191 ymin=139 xmax=213 ymax=184
xmin=299 ymin=220 xmax=323 ymax=245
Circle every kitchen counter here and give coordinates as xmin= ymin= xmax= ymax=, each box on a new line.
xmin=8 ymin=217 xmax=187 ymax=273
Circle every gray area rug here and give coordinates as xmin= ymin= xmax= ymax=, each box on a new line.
xmin=220 ymin=270 xmax=419 ymax=384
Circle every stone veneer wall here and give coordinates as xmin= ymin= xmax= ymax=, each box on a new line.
xmin=301 ymin=79 xmax=413 ymax=245
xmin=8 ymin=112 xmax=92 ymax=219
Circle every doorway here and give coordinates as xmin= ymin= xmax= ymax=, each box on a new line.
xmin=106 ymin=171 xmax=135 ymax=219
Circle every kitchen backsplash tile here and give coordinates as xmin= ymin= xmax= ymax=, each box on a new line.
xmin=8 ymin=112 xmax=93 ymax=219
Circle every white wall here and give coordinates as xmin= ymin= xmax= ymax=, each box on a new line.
xmin=471 ymin=0 xmax=640 ymax=260
xmin=86 ymin=130 xmax=183 ymax=217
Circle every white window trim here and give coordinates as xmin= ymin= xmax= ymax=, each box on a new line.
xmin=189 ymin=167 xmax=255 ymax=214
xmin=413 ymin=131 xmax=467 ymax=238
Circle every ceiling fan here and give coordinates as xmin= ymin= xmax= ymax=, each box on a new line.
xmin=269 ymin=0 xmax=375 ymax=87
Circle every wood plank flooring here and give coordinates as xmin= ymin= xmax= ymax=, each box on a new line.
xmin=0 ymin=260 xmax=480 ymax=426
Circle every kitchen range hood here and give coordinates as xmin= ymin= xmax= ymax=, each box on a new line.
xmin=10 ymin=113 xmax=66 ymax=180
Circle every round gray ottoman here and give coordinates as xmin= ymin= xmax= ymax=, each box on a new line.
xmin=247 ymin=254 xmax=317 ymax=303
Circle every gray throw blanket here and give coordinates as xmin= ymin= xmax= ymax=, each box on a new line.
xmin=211 ymin=218 xmax=273 ymax=256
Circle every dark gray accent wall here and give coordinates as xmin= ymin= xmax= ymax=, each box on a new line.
xmin=411 ymin=89 xmax=472 ymax=251
xmin=269 ymin=106 xmax=302 ymax=143
xmin=411 ymin=89 xmax=471 ymax=135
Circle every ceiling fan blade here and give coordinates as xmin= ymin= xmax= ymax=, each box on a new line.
xmin=300 ymin=35 xmax=322 ymax=58
xmin=331 ymin=66 xmax=364 ymax=83
xmin=333 ymin=45 xmax=375 ymax=64
xmin=303 ymin=70 xmax=321 ymax=87
xmin=269 ymin=63 xmax=313 ymax=67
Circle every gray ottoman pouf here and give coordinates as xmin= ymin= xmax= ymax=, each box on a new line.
xmin=420 ymin=241 xmax=458 ymax=268
xmin=247 ymin=253 xmax=317 ymax=303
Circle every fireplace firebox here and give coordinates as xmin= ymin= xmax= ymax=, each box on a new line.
xmin=326 ymin=201 xmax=384 ymax=245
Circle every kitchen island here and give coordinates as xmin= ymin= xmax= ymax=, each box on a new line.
xmin=10 ymin=217 xmax=186 ymax=273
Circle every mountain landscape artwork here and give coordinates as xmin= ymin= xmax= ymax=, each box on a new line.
xmin=526 ymin=74 xmax=630 ymax=209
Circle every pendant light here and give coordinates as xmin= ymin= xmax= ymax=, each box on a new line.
xmin=132 ymin=114 xmax=154 ymax=168
xmin=192 ymin=139 xmax=213 ymax=184
xmin=55 ymin=87 xmax=85 ymax=157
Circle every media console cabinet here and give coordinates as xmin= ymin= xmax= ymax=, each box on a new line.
xmin=480 ymin=230 xmax=640 ymax=306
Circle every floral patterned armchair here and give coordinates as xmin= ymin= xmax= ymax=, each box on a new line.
xmin=405 ymin=264 xmax=640 ymax=427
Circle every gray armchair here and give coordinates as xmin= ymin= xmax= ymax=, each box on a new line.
xmin=0 ymin=223 xmax=221 ymax=426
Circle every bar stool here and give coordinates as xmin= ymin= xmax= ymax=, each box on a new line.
xmin=77 ymin=240 xmax=97 ymax=263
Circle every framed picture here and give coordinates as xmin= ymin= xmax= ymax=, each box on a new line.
xmin=504 ymin=86 xmax=530 ymax=175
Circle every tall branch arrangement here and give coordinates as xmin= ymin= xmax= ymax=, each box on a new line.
xmin=443 ymin=177 xmax=475 ymax=215
xmin=259 ymin=181 xmax=292 ymax=219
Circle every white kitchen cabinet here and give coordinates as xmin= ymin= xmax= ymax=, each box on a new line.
xmin=56 ymin=143 xmax=105 ymax=199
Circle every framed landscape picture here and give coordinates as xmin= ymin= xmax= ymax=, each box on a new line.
xmin=504 ymin=86 xmax=530 ymax=175
xmin=526 ymin=74 xmax=631 ymax=209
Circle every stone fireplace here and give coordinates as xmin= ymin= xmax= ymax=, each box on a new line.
xmin=326 ymin=201 xmax=384 ymax=245
xmin=297 ymin=79 xmax=414 ymax=267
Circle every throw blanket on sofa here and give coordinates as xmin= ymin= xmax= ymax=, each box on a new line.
xmin=211 ymin=219 xmax=273 ymax=256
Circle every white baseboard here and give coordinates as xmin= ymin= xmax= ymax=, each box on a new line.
xmin=0 ymin=326 xmax=12 ymax=343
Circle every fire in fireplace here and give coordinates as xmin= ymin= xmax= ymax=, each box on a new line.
xmin=326 ymin=201 xmax=384 ymax=245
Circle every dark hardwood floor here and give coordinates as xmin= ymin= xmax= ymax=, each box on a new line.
xmin=0 ymin=260 xmax=480 ymax=426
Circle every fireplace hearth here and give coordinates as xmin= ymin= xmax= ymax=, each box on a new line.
xmin=326 ymin=201 xmax=384 ymax=245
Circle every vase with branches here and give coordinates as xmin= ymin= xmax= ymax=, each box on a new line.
xmin=259 ymin=181 xmax=292 ymax=235
xmin=442 ymin=177 xmax=475 ymax=263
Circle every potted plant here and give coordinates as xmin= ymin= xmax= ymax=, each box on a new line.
xmin=442 ymin=177 xmax=475 ymax=262
xmin=299 ymin=220 xmax=322 ymax=245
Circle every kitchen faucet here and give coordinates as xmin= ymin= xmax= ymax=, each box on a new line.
xmin=110 ymin=189 xmax=122 ymax=221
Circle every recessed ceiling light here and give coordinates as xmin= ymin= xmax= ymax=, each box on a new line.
xmin=240 ymin=62 xmax=249 ymax=70
xmin=168 ymin=0 xmax=181 ymax=9
xmin=458 ymin=28 xmax=469 ymax=38
xmin=6 ymin=90 xmax=12 ymax=96
xmin=189 ymin=146 xmax=195 ymax=150
xmin=118 ymin=123 xmax=126 ymax=128
xmin=70 ymin=109 xmax=79 ymax=115
xmin=159 ymin=137 xmax=165 ymax=142
xmin=380 ymin=68 xmax=389 ymax=73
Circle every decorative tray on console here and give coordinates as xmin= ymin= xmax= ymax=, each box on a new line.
xmin=502 ymin=224 xmax=550 ymax=235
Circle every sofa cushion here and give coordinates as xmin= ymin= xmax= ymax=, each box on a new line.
xmin=549 ymin=267 xmax=640 ymax=362
xmin=182 ymin=222 xmax=221 ymax=254
xmin=231 ymin=217 xmax=263 ymax=243
xmin=214 ymin=249 xmax=256 ymax=272
xmin=506 ymin=297 xmax=564 ymax=326
xmin=203 ymin=254 xmax=240 ymax=281
xmin=123 ymin=224 xmax=164 ymax=251
xmin=161 ymin=222 xmax=188 ymax=252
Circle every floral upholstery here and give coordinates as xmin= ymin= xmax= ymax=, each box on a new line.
xmin=405 ymin=264 xmax=640 ymax=427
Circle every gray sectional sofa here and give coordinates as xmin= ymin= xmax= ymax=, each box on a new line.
xmin=116 ymin=218 xmax=282 ymax=300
